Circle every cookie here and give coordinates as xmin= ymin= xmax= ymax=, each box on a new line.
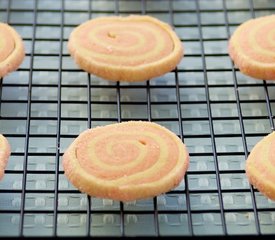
xmin=62 ymin=121 xmax=189 ymax=202
xmin=0 ymin=134 xmax=11 ymax=180
xmin=68 ymin=15 xmax=183 ymax=82
xmin=0 ymin=23 xmax=25 ymax=78
xmin=245 ymin=131 xmax=275 ymax=200
xmin=228 ymin=15 xmax=275 ymax=80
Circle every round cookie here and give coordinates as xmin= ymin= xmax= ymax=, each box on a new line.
xmin=245 ymin=131 xmax=275 ymax=200
xmin=68 ymin=15 xmax=183 ymax=82
xmin=0 ymin=23 xmax=25 ymax=78
xmin=0 ymin=134 xmax=11 ymax=180
xmin=62 ymin=121 xmax=189 ymax=202
xmin=228 ymin=15 xmax=275 ymax=80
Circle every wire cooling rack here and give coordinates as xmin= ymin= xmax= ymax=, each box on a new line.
xmin=0 ymin=0 xmax=275 ymax=237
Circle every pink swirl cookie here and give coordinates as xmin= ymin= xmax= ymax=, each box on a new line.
xmin=0 ymin=134 xmax=11 ymax=180
xmin=68 ymin=15 xmax=183 ymax=82
xmin=246 ymin=131 xmax=275 ymax=200
xmin=228 ymin=15 xmax=275 ymax=80
xmin=62 ymin=121 xmax=189 ymax=202
xmin=0 ymin=23 xmax=25 ymax=78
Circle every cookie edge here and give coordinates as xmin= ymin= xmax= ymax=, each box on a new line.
xmin=0 ymin=23 xmax=25 ymax=78
xmin=0 ymin=134 xmax=11 ymax=180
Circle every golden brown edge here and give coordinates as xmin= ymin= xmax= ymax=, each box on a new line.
xmin=67 ymin=15 xmax=184 ymax=82
xmin=62 ymin=121 xmax=189 ymax=202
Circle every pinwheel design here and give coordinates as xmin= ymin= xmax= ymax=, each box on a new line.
xmin=63 ymin=121 xmax=189 ymax=202
xmin=246 ymin=131 xmax=275 ymax=200
xmin=229 ymin=15 xmax=275 ymax=80
xmin=68 ymin=15 xmax=183 ymax=82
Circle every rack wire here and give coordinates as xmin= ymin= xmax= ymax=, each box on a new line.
xmin=0 ymin=0 xmax=275 ymax=237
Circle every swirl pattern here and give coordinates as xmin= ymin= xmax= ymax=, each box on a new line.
xmin=245 ymin=131 xmax=275 ymax=200
xmin=0 ymin=134 xmax=11 ymax=180
xmin=68 ymin=15 xmax=183 ymax=82
xmin=63 ymin=121 xmax=189 ymax=202
xmin=0 ymin=23 xmax=25 ymax=78
xmin=228 ymin=15 xmax=275 ymax=80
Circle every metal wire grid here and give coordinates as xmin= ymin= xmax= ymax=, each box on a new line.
xmin=0 ymin=0 xmax=275 ymax=237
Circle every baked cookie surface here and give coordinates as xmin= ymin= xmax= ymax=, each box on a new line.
xmin=68 ymin=15 xmax=183 ymax=82
xmin=228 ymin=15 xmax=275 ymax=80
xmin=0 ymin=23 xmax=25 ymax=78
xmin=0 ymin=134 xmax=11 ymax=180
xmin=245 ymin=131 xmax=275 ymax=200
xmin=62 ymin=121 xmax=189 ymax=202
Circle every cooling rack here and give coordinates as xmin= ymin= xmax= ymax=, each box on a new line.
xmin=0 ymin=0 xmax=275 ymax=237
